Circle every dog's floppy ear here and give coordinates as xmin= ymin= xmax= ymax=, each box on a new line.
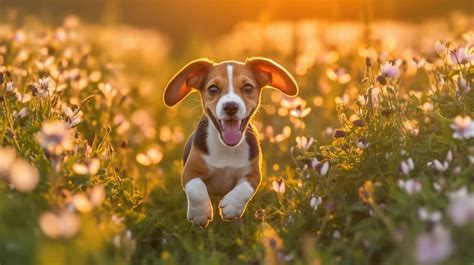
xmin=246 ymin=57 xmax=298 ymax=96
xmin=164 ymin=58 xmax=214 ymax=106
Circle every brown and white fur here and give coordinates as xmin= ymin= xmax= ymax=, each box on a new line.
xmin=163 ymin=57 xmax=298 ymax=227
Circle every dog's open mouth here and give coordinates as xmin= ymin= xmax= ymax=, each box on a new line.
xmin=206 ymin=109 xmax=251 ymax=146
xmin=220 ymin=119 xmax=243 ymax=146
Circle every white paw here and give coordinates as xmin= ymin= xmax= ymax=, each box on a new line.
xmin=185 ymin=178 xmax=213 ymax=227
xmin=219 ymin=181 xmax=254 ymax=220
xmin=219 ymin=194 xmax=247 ymax=219
xmin=187 ymin=200 xmax=213 ymax=227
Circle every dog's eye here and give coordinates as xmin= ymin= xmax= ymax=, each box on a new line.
xmin=207 ymin=85 xmax=220 ymax=95
xmin=243 ymin=84 xmax=254 ymax=94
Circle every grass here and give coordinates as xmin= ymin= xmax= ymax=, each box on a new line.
xmin=0 ymin=14 xmax=473 ymax=265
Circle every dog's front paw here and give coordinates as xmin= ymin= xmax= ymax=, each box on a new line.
xmin=219 ymin=194 xmax=247 ymax=220
xmin=219 ymin=181 xmax=254 ymax=220
xmin=187 ymin=200 xmax=213 ymax=227
xmin=185 ymin=178 xmax=213 ymax=227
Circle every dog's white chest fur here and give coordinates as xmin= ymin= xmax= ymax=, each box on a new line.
xmin=203 ymin=123 xmax=250 ymax=169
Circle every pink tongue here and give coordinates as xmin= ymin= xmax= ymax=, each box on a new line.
xmin=221 ymin=120 xmax=242 ymax=145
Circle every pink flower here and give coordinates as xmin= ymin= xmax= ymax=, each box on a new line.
xmin=449 ymin=46 xmax=474 ymax=64
xmin=450 ymin=116 xmax=474 ymax=140
xmin=448 ymin=188 xmax=474 ymax=226
xmin=416 ymin=225 xmax=453 ymax=264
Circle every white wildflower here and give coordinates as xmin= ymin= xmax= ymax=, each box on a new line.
xmin=398 ymin=179 xmax=422 ymax=195
xmin=34 ymin=77 xmax=56 ymax=97
xmin=289 ymin=106 xmax=311 ymax=118
xmin=272 ymin=179 xmax=285 ymax=194
xmin=72 ymin=158 xmax=100 ymax=175
xmin=432 ymin=159 xmax=449 ymax=172
xmin=445 ymin=150 xmax=453 ymax=162
xmin=309 ymin=195 xmax=323 ymax=210
xmin=72 ymin=193 xmax=93 ymax=213
xmin=434 ymin=41 xmax=448 ymax=57
xmin=89 ymin=185 xmax=105 ymax=207
xmin=64 ymin=106 xmax=83 ymax=128
xmin=5 ymin=81 xmax=16 ymax=93
xmin=136 ymin=147 xmax=163 ymax=166
xmin=399 ymin=158 xmax=415 ymax=175
xmin=314 ymin=161 xmax=329 ymax=176
xmin=295 ymin=136 xmax=314 ymax=150
xmin=418 ymin=207 xmax=442 ymax=223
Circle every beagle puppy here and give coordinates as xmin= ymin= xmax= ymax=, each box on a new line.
xmin=163 ymin=57 xmax=298 ymax=227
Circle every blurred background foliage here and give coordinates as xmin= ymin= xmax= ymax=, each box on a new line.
xmin=0 ymin=0 xmax=473 ymax=265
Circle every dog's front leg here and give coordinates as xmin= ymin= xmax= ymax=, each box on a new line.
xmin=184 ymin=178 xmax=213 ymax=227
xmin=219 ymin=175 xmax=260 ymax=220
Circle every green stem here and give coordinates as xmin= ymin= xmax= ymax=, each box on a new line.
xmin=370 ymin=201 xmax=401 ymax=242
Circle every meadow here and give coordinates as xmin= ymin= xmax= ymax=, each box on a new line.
xmin=0 ymin=12 xmax=473 ymax=265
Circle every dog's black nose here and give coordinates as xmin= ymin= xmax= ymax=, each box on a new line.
xmin=224 ymin=102 xmax=239 ymax=116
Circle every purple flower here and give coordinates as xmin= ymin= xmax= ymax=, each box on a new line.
xmin=448 ymin=188 xmax=474 ymax=226
xmin=458 ymin=74 xmax=471 ymax=93
xmin=333 ymin=129 xmax=346 ymax=138
xmin=352 ymin=119 xmax=365 ymax=127
xmin=380 ymin=62 xmax=399 ymax=78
